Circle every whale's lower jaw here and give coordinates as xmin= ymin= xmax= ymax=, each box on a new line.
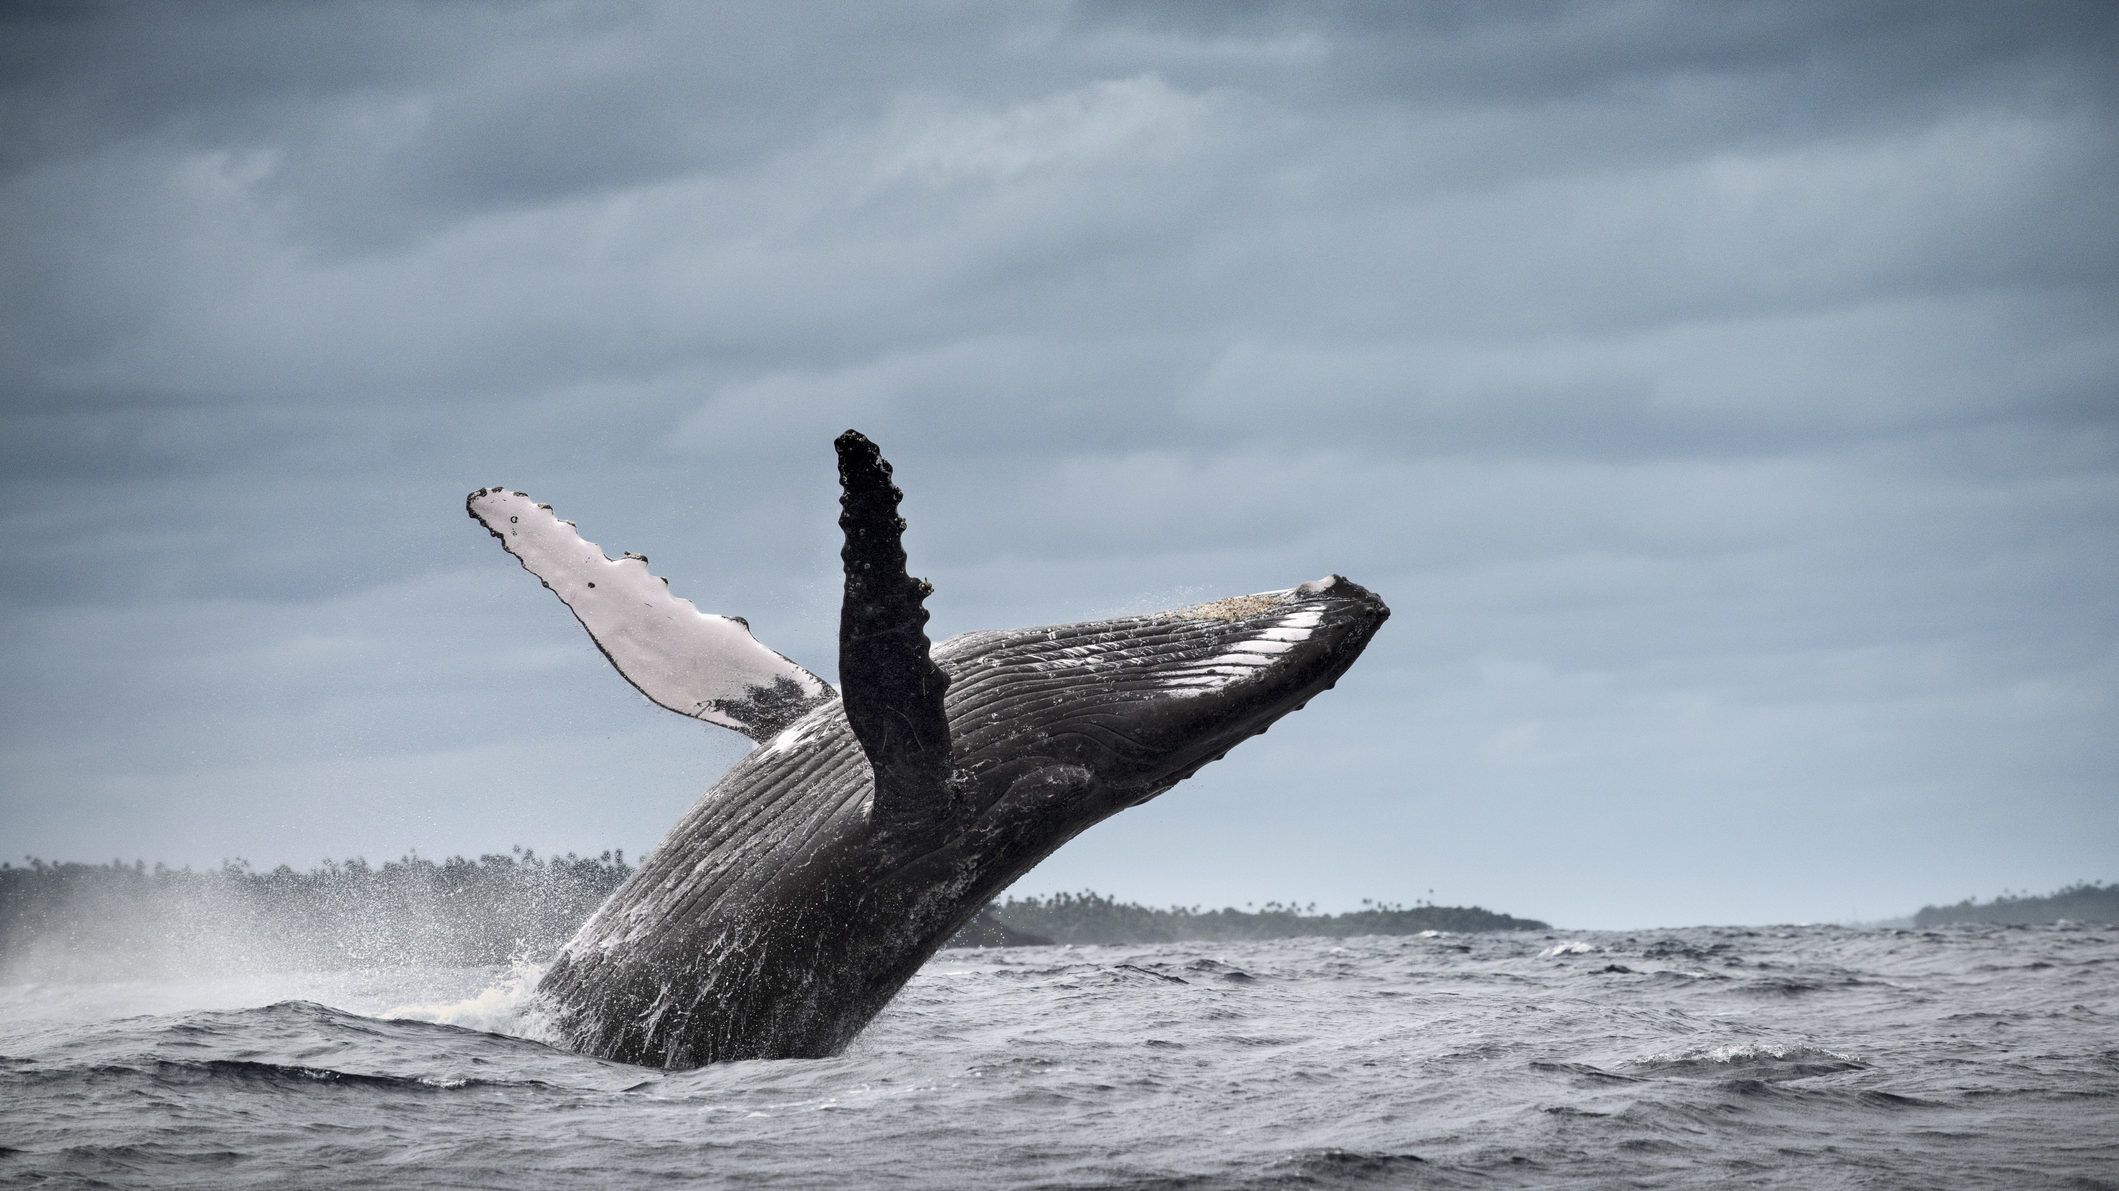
xmin=532 ymin=581 xmax=1387 ymax=1069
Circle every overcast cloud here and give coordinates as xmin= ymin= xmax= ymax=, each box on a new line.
xmin=2 ymin=1 xmax=2114 ymax=927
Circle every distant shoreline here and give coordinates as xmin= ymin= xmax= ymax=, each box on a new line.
xmin=960 ymin=891 xmax=1546 ymax=947
xmin=1912 ymin=881 xmax=2118 ymax=928
xmin=0 ymin=853 xmax=1549 ymax=976
xmin=12 ymin=855 xmax=2106 ymax=976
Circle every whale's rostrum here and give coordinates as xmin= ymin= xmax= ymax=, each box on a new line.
xmin=467 ymin=431 xmax=1388 ymax=1068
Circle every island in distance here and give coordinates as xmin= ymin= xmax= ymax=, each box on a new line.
xmin=1909 ymin=880 xmax=2119 ymax=928
xmin=0 ymin=852 xmax=1546 ymax=978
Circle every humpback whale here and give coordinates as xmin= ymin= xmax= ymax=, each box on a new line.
xmin=468 ymin=432 xmax=1387 ymax=1068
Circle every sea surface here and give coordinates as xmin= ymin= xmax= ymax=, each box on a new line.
xmin=3 ymin=924 xmax=2115 ymax=1188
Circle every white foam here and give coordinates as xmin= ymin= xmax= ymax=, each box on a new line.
xmin=386 ymin=961 xmax=554 ymax=1043
xmin=1646 ymin=1042 xmax=1858 ymax=1065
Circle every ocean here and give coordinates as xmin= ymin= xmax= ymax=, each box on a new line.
xmin=3 ymin=923 xmax=2114 ymax=1188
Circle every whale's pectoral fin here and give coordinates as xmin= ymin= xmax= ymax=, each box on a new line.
xmin=834 ymin=431 xmax=954 ymax=834
xmin=467 ymin=487 xmax=835 ymax=740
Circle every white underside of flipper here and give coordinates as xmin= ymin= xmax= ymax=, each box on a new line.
xmin=468 ymin=488 xmax=835 ymax=741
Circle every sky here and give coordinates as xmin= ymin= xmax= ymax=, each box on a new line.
xmin=2 ymin=2 xmax=2114 ymax=928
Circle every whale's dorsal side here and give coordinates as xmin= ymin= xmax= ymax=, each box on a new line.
xmin=466 ymin=487 xmax=835 ymax=740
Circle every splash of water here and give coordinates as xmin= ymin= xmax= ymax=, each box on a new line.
xmin=386 ymin=960 xmax=555 ymax=1044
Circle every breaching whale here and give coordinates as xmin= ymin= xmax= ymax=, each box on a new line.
xmin=468 ymin=431 xmax=1388 ymax=1068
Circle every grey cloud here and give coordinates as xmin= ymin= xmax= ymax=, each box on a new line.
xmin=1079 ymin=1 xmax=2119 ymax=108
xmin=2 ymin=3 xmax=1065 ymax=249
xmin=2 ymin=1 xmax=2113 ymax=925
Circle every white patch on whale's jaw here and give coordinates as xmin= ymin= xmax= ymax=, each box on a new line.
xmin=1154 ymin=601 xmax=1326 ymax=697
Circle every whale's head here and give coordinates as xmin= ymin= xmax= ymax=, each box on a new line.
xmin=935 ymin=575 xmax=1389 ymax=812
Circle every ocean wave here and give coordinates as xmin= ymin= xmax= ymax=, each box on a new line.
xmin=1630 ymin=1041 xmax=1868 ymax=1080
xmin=5 ymin=925 xmax=2112 ymax=1187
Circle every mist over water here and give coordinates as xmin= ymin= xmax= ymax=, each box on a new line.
xmin=0 ymin=853 xmax=626 ymax=985
xmin=5 ymin=925 xmax=2115 ymax=1187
